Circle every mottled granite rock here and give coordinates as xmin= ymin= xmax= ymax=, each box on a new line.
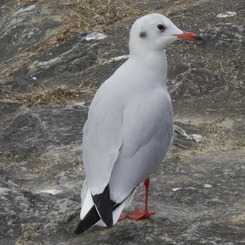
xmin=0 ymin=0 xmax=244 ymax=244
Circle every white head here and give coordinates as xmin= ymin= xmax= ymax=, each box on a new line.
xmin=129 ymin=13 xmax=202 ymax=55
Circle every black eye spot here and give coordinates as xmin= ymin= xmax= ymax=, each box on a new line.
xmin=139 ymin=31 xmax=147 ymax=38
xmin=157 ymin=24 xmax=166 ymax=31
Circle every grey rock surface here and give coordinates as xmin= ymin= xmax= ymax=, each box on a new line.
xmin=169 ymin=67 xmax=221 ymax=98
xmin=0 ymin=0 xmax=244 ymax=244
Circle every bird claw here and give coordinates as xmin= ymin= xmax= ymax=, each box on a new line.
xmin=128 ymin=206 xmax=155 ymax=219
xmin=118 ymin=215 xmax=127 ymax=221
xmin=119 ymin=206 xmax=155 ymax=221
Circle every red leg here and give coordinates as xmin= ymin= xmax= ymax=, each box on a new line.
xmin=119 ymin=177 xmax=155 ymax=221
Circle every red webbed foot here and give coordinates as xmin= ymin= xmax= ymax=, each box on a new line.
xmin=118 ymin=178 xmax=155 ymax=221
xmin=127 ymin=206 xmax=155 ymax=219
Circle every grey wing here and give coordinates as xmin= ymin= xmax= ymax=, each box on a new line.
xmin=109 ymin=89 xmax=173 ymax=203
xmin=83 ymin=84 xmax=124 ymax=195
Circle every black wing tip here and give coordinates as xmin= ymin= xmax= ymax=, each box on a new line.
xmin=74 ymin=201 xmax=126 ymax=235
xmin=75 ymin=184 xmax=125 ymax=234
xmin=92 ymin=184 xmax=113 ymax=227
xmin=74 ymin=205 xmax=101 ymax=235
xmin=74 ymin=220 xmax=85 ymax=235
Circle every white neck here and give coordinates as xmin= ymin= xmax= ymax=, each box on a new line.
xmin=129 ymin=49 xmax=168 ymax=85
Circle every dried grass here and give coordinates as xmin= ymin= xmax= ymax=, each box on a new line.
xmin=59 ymin=0 xmax=148 ymax=40
xmin=10 ymin=0 xmax=147 ymax=107
xmin=13 ymin=0 xmax=189 ymax=42
xmin=14 ymin=0 xmax=147 ymax=41
xmin=11 ymin=85 xmax=95 ymax=107
xmin=14 ymin=0 xmax=52 ymax=7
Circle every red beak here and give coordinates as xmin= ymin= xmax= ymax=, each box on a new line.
xmin=175 ymin=31 xmax=203 ymax=40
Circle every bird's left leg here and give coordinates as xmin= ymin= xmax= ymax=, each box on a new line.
xmin=119 ymin=177 xmax=155 ymax=221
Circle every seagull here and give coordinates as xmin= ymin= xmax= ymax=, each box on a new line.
xmin=75 ymin=13 xmax=202 ymax=235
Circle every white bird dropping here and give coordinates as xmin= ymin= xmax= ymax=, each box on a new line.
xmin=75 ymin=13 xmax=203 ymax=235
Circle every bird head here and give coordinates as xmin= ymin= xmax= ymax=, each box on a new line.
xmin=129 ymin=13 xmax=203 ymax=55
